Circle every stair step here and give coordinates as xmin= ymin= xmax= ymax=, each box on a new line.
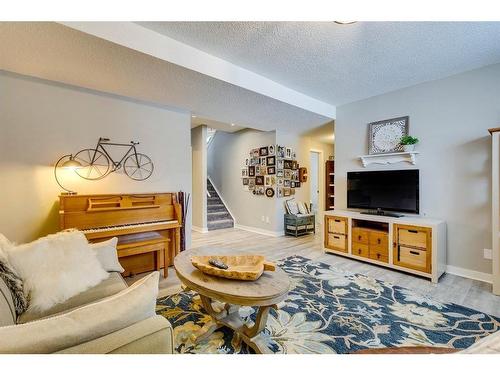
xmin=207 ymin=211 xmax=232 ymax=221
xmin=207 ymin=204 xmax=225 ymax=213
xmin=207 ymin=218 xmax=234 ymax=230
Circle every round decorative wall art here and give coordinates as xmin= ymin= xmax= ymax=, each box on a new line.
xmin=265 ymin=187 xmax=275 ymax=198
xmin=368 ymin=116 xmax=409 ymax=154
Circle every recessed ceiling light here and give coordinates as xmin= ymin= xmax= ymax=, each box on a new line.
xmin=334 ymin=21 xmax=357 ymax=25
xmin=231 ymin=123 xmax=235 ymax=127
xmin=191 ymin=115 xmax=197 ymax=118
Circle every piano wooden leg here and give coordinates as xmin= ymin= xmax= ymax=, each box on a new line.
xmin=163 ymin=241 xmax=169 ymax=278
xmin=155 ymin=249 xmax=161 ymax=272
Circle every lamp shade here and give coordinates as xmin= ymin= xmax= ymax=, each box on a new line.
xmin=61 ymin=157 xmax=82 ymax=169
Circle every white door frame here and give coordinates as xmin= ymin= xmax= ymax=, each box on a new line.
xmin=309 ymin=149 xmax=324 ymax=216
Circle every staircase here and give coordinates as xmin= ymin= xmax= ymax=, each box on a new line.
xmin=207 ymin=179 xmax=234 ymax=231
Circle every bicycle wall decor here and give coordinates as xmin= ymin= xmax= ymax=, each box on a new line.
xmin=72 ymin=137 xmax=154 ymax=181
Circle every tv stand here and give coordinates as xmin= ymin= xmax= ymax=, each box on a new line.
xmin=323 ymin=209 xmax=446 ymax=283
xmin=361 ymin=209 xmax=404 ymax=218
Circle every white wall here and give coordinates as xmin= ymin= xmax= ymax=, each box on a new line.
xmin=191 ymin=125 xmax=207 ymax=231
xmin=207 ymin=129 xmax=280 ymax=234
xmin=335 ymin=63 xmax=500 ymax=275
xmin=0 ymin=71 xmax=192 ymax=246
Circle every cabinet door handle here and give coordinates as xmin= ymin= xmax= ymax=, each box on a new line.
xmin=377 ymin=253 xmax=380 ymax=259
xmin=358 ymin=249 xmax=361 ymax=254
xmin=334 ymin=219 xmax=341 ymax=222
xmin=408 ymin=229 xmax=418 ymax=233
xmin=377 ymin=238 xmax=381 ymax=244
xmin=358 ymin=235 xmax=362 ymax=240
xmin=409 ymin=250 xmax=419 ymax=255
xmin=333 ymin=236 xmax=339 ymax=239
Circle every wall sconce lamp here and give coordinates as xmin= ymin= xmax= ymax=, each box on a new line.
xmin=54 ymin=154 xmax=82 ymax=195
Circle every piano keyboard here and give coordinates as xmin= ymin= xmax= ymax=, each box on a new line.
xmin=81 ymin=220 xmax=179 ymax=234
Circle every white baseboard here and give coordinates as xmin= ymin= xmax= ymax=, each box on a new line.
xmin=192 ymin=225 xmax=209 ymax=234
xmin=446 ymin=265 xmax=492 ymax=284
xmin=234 ymin=224 xmax=284 ymax=238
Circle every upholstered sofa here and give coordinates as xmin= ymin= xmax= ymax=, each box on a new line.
xmin=0 ymin=271 xmax=174 ymax=354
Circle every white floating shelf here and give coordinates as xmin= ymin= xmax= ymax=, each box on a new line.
xmin=359 ymin=151 xmax=419 ymax=167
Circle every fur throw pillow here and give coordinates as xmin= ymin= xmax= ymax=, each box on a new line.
xmin=6 ymin=231 xmax=109 ymax=313
xmin=0 ymin=234 xmax=28 ymax=316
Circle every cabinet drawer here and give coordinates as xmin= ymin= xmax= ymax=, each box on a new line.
xmin=352 ymin=228 xmax=369 ymax=244
xmin=328 ymin=217 xmax=347 ymax=234
xmin=398 ymin=227 xmax=429 ymax=249
xmin=328 ymin=233 xmax=347 ymax=252
xmin=396 ymin=246 xmax=429 ymax=273
xmin=369 ymin=231 xmax=388 ymax=247
xmin=369 ymin=247 xmax=389 ymax=263
xmin=352 ymin=242 xmax=369 ymax=258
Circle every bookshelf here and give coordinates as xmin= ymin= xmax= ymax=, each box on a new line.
xmin=325 ymin=160 xmax=335 ymax=210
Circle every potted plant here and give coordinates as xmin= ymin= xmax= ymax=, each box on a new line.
xmin=400 ymin=135 xmax=419 ymax=152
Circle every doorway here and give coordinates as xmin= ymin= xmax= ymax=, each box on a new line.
xmin=310 ymin=151 xmax=321 ymax=221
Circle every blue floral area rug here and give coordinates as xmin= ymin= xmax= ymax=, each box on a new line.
xmin=156 ymin=255 xmax=500 ymax=354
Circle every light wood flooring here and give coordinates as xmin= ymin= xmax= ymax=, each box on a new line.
xmin=127 ymin=227 xmax=500 ymax=317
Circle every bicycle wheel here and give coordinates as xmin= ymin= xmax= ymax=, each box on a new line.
xmin=124 ymin=153 xmax=154 ymax=181
xmin=73 ymin=148 xmax=110 ymax=180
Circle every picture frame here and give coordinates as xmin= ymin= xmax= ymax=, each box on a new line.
xmin=290 ymin=188 xmax=295 ymax=195
xmin=295 ymin=181 xmax=301 ymax=188
xmin=253 ymin=186 xmax=265 ymax=195
xmin=267 ymin=166 xmax=276 ymax=175
xmin=285 ymin=148 xmax=292 ymax=159
xmin=291 ymin=181 xmax=296 ymax=188
xmin=265 ymin=187 xmax=275 ymax=198
xmin=248 ymin=178 xmax=255 ymax=190
xmin=277 ymin=145 xmax=285 ymax=158
xmin=260 ymin=157 xmax=267 ymax=166
xmin=284 ymin=179 xmax=291 ymax=188
xmin=277 ymin=159 xmax=284 ymax=169
xmin=242 ymin=178 xmax=249 ymax=185
xmin=259 ymin=146 xmax=269 ymax=156
xmin=277 ymin=169 xmax=284 ymax=177
xmin=255 ymin=175 xmax=264 ymax=185
xmin=252 ymin=149 xmax=260 ymax=158
xmin=284 ymin=188 xmax=291 ymax=197
xmin=266 ymin=155 xmax=276 ymax=166
xmin=277 ymin=178 xmax=284 ymax=186
xmin=368 ymin=116 xmax=409 ymax=155
xmin=284 ymin=169 xmax=292 ymax=179
xmin=291 ymin=161 xmax=298 ymax=170
xmin=245 ymin=158 xmax=249 ymax=166
xmin=255 ymin=165 xmax=261 ymax=175
xmin=268 ymin=144 xmax=275 ymax=156
xmin=277 ymin=187 xmax=283 ymax=198
xmin=284 ymin=160 xmax=293 ymax=169
xmin=248 ymin=166 xmax=255 ymax=177
xmin=292 ymin=151 xmax=296 ymax=159
xmin=241 ymin=168 xmax=248 ymax=177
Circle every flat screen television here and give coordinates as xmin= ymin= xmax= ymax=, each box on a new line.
xmin=347 ymin=170 xmax=419 ymax=214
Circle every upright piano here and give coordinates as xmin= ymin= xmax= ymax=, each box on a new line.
xmin=59 ymin=193 xmax=182 ymax=278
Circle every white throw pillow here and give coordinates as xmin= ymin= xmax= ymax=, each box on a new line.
xmin=6 ymin=231 xmax=109 ymax=313
xmin=90 ymin=238 xmax=124 ymax=273
xmin=0 ymin=272 xmax=159 ymax=354
xmin=286 ymin=199 xmax=300 ymax=215
xmin=298 ymin=202 xmax=309 ymax=215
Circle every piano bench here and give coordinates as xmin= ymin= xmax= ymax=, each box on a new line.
xmin=117 ymin=239 xmax=171 ymax=278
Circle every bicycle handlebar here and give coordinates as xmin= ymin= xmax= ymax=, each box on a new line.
xmin=100 ymin=137 xmax=110 ymax=142
xmin=130 ymin=141 xmax=140 ymax=145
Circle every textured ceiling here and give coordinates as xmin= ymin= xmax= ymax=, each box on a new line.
xmin=191 ymin=116 xmax=244 ymax=133
xmin=139 ymin=22 xmax=500 ymax=105
xmin=0 ymin=22 xmax=330 ymax=133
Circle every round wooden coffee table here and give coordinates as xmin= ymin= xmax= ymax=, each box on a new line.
xmin=174 ymin=248 xmax=290 ymax=354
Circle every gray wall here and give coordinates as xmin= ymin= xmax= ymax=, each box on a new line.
xmin=207 ymin=129 xmax=279 ymax=233
xmin=336 ymin=63 xmax=500 ymax=274
xmin=191 ymin=125 xmax=207 ymax=231
xmin=0 ymin=71 xmax=192 ymax=246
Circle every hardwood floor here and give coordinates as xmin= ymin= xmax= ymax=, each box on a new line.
xmin=127 ymin=227 xmax=500 ymax=317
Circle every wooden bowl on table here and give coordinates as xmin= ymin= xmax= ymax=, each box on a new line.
xmin=191 ymin=254 xmax=275 ymax=281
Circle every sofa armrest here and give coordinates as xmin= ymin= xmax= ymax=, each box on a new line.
xmin=56 ymin=315 xmax=173 ymax=354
